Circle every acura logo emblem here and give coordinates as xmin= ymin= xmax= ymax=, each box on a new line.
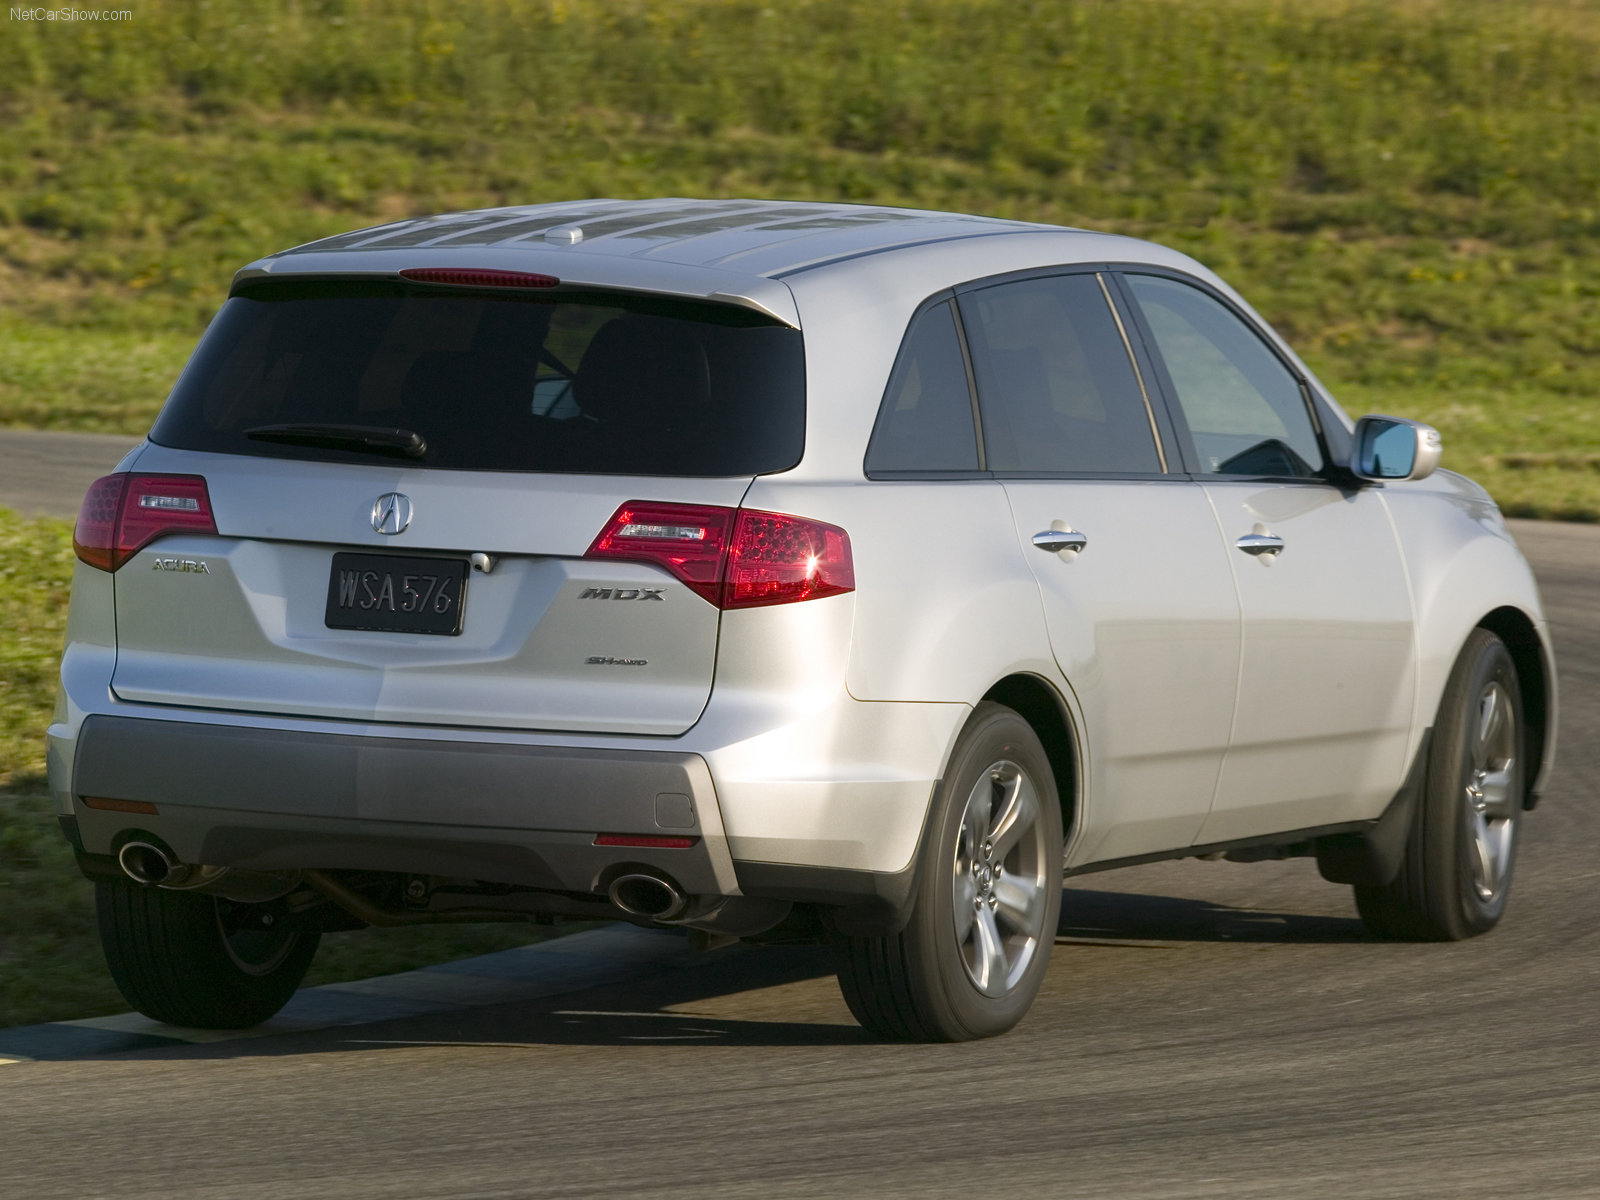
xmin=371 ymin=492 xmax=413 ymax=535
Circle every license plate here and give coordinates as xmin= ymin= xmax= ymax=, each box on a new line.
xmin=325 ymin=552 xmax=468 ymax=635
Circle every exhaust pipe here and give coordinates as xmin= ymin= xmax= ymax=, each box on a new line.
xmin=117 ymin=841 xmax=301 ymax=902
xmin=118 ymin=841 xmax=176 ymax=886
xmin=608 ymin=872 xmax=688 ymax=922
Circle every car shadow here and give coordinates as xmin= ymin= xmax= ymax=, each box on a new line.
xmin=1058 ymin=886 xmax=1369 ymax=945
xmin=79 ymin=887 xmax=1370 ymax=1062
xmin=104 ymin=943 xmax=873 ymax=1059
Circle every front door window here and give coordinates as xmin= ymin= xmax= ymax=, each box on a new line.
xmin=1124 ymin=274 xmax=1323 ymax=479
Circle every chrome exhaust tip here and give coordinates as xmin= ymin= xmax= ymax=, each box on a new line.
xmin=608 ymin=872 xmax=688 ymax=922
xmin=118 ymin=841 xmax=174 ymax=886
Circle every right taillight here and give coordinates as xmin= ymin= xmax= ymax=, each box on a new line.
xmin=724 ymin=508 xmax=854 ymax=609
xmin=73 ymin=473 xmax=218 ymax=572
xmin=586 ymin=501 xmax=853 ymax=610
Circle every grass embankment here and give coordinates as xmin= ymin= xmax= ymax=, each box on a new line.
xmin=0 ymin=511 xmax=570 ymax=1028
xmin=4 ymin=0 xmax=1600 ymax=515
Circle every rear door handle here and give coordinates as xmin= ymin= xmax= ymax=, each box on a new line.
xmin=1235 ymin=532 xmax=1285 ymax=558
xmin=1032 ymin=529 xmax=1088 ymax=555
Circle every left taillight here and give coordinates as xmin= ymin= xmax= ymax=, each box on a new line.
xmin=73 ymin=473 xmax=217 ymax=572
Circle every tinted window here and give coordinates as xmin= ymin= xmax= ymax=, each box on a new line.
xmin=1124 ymin=274 xmax=1323 ymax=478
xmin=865 ymin=301 xmax=979 ymax=474
xmin=150 ymin=280 xmax=805 ymax=477
xmin=958 ymin=274 xmax=1161 ymax=474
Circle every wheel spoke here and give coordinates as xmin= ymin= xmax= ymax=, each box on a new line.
xmin=973 ymin=906 xmax=1008 ymax=995
xmin=969 ymin=784 xmax=995 ymax=851
xmin=956 ymin=810 xmax=978 ymax=869
xmin=993 ymin=874 xmax=1044 ymax=935
xmin=988 ymin=774 xmax=1040 ymax=861
xmin=1469 ymin=810 xmax=1497 ymax=898
xmin=1476 ymin=686 xmax=1501 ymax=756
xmin=953 ymin=870 xmax=978 ymax=943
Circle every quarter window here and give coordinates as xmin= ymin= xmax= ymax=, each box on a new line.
xmin=1124 ymin=274 xmax=1324 ymax=478
xmin=865 ymin=300 xmax=981 ymax=474
xmin=958 ymin=274 xmax=1162 ymax=475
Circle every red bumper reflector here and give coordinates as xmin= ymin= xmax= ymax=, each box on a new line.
xmin=83 ymin=797 xmax=160 ymax=815
xmin=593 ymin=834 xmax=698 ymax=849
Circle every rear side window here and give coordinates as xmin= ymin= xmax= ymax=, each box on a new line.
xmin=865 ymin=300 xmax=980 ymax=475
xmin=150 ymin=280 xmax=806 ymax=477
xmin=958 ymin=274 xmax=1162 ymax=475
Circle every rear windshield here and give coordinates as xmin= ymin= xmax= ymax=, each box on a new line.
xmin=150 ymin=279 xmax=806 ymax=476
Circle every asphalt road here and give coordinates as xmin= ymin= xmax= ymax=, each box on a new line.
xmin=3 ymin=435 xmax=1599 ymax=1198
xmin=0 ymin=428 xmax=141 ymax=520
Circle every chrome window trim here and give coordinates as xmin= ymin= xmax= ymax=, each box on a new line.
xmin=945 ymin=294 xmax=988 ymax=472
xmin=1096 ymin=271 xmax=1168 ymax=474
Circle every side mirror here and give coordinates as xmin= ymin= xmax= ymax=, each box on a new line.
xmin=1351 ymin=415 xmax=1442 ymax=482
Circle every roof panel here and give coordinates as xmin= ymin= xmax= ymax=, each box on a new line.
xmin=269 ymin=198 xmax=1069 ymax=279
xmin=292 ymin=210 xmax=515 ymax=252
xmin=603 ymin=205 xmax=826 ymax=247
xmin=541 ymin=200 xmax=755 ymax=243
xmin=710 ymin=220 xmax=1041 ymax=276
xmin=425 ymin=212 xmax=602 ymax=245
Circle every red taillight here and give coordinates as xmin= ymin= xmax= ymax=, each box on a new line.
xmin=585 ymin=502 xmax=735 ymax=606
xmin=73 ymin=473 xmax=217 ymax=572
xmin=72 ymin=475 xmax=127 ymax=572
xmin=585 ymin=501 xmax=853 ymax=610
xmin=399 ymin=267 xmax=560 ymax=289
xmin=725 ymin=509 xmax=854 ymax=609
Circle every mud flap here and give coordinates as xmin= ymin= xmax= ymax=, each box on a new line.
xmin=1314 ymin=728 xmax=1433 ymax=888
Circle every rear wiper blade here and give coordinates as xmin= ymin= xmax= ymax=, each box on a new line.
xmin=245 ymin=423 xmax=428 ymax=460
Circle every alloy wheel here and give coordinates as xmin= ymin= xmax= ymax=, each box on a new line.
xmin=951 ymin=760 xmax=1052 ymax=997
xmin=1463 ymin=680 xmax=1518 ymax=904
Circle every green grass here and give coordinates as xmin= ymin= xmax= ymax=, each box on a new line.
xmin=0 ymin=508 xmax=576 ymax=1028
xmin=4 ymin=0 xmax=1600 ymax=512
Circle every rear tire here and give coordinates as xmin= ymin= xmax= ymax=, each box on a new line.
xmin=96 ymin=880 xmax=319 ymax=1028
xmin=1355 ymin=628 xmax=1524 ymax=941
xmin=835 ymin=703 xmax=1064 ymax=1041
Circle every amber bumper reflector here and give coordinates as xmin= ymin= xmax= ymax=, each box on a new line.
xmin=83 ymin=797 xmax=159 ymax=815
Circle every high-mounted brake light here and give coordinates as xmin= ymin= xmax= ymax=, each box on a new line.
xmin=585 ymin=501 xmax=854 ymax=610
xmin=73 ymin=474 xmax=217 ymax=572
xmin=399 ymin=267 xmax=560 ymax=289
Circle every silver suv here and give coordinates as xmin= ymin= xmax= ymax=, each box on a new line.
xmin=50 ymin=199 xmax=1555 ymax=1041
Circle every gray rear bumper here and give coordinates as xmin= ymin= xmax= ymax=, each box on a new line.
xmin=69 ymin=715 xmax=740 ymax=898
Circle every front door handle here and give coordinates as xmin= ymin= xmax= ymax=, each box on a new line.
xmin=1235 ymin=531 xmax=1285 ymax=558
xmin=1032 ymin=529 xmax=1088 ymax=555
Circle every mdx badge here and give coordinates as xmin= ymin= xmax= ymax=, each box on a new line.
xmin=371 ymin=492 xmax=413 ymax=535
xmin=580 ymin=587 xmax=665 ymax=601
